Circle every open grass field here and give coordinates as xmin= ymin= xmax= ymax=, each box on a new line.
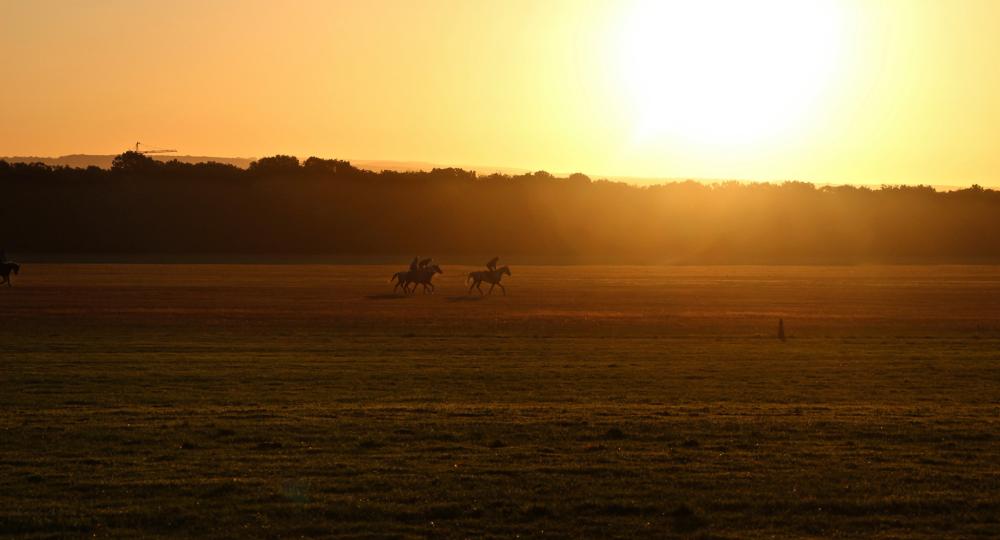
xmin=2 ymin=264 xmax=999 ymax=538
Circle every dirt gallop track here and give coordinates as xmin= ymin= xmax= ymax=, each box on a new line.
xmin=2 ymin=265 xmax=999 ymax=538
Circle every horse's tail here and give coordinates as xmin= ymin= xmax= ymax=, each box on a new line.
xmin=389 ymin=272 xmax=401 ymax=283
xmin=466 ymin=272 xmax=475 ymax=284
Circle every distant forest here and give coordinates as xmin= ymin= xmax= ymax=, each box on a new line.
xmin=2 ymin=152 xmax=999 ymax=263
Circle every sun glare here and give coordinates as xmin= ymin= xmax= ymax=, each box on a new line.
xmin=617 ymin=0 xmax=846 ymax=147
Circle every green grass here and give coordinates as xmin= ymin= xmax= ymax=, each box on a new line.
xmin=1 ymin=265 xmax=999 ymax=538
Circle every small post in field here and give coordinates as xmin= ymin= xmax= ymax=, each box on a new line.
xmin=778 ymin=318 xmax=786 ymax=342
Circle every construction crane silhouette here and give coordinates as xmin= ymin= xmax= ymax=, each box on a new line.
xmin=134 ymin=141 xmax=177 ymax=154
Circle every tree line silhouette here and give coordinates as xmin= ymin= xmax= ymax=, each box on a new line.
xmin=2 ymin=151 xmax=999 ymax=263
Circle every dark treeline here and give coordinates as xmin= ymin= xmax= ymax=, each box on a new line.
xmin=2 ymin=151 xmax=999 ymax=263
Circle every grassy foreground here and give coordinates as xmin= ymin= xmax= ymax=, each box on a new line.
xmin=1 ymin=265 xmax=998 ymax=538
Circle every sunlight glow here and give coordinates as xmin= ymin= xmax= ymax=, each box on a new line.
xmin=5 ymin=1 xmax=1000 ymax=185
xmin=617 ymin=0 xmax=846 ymax=146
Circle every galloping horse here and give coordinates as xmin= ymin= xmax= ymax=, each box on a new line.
xmin=389 ymin=264 xmax=443 ymax=294
xmin=0 ymin=262 xmax=20 ymax=287
xmin=467 ymin=265 xmax=511 ymax=295
xmin=406 ymin=264 xmax=443 ymax=294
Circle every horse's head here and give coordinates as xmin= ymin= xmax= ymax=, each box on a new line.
xmin=431 ymin=264 xmax=443 ymax=274
xmin=500 ymin=265 xmax=511 ymax=276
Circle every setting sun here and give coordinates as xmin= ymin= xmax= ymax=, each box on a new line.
xmin=616 ymin=0 xmax=846 ymax=146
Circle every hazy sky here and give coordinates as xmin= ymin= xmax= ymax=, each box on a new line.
xmin=2 ymin=0 xmax=999 ymax=186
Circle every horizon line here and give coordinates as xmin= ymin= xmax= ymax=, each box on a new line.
xmin=0 ymin=151 xmax=990 ymax=191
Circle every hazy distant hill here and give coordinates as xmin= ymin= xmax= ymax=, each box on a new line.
xmin=0 ymin=154 xmax=531 ymax=176
xmin=0 ymin=154 xmax=972 ymax=191
xmin=0 ymin=154 xmax=255 ymax=169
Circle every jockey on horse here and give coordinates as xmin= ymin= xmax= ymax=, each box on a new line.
xmin=391 ymin=256 xmax=442 ymax=293
xmin=467 ymin=256 xmax=511 ymax=295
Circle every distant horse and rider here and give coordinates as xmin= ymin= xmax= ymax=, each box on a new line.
xmin=390 ymin=256 xmax=443 ymax=294
xmin=0 ymin=249 xmax=19 ymax=287
xmin=388 ymin=255 xmax=511 ymax=295
xmin=467 ymin=255 xmax=511 ymax=295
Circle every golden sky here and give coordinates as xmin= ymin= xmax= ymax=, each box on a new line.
xmin=2 ymin=0 xmax=999 ymax=186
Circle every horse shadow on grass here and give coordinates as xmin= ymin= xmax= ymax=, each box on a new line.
xmin=366 ymin=293 xmax=409 ymax=300
xmin=445 ymin=296 xmax=484 ymax=302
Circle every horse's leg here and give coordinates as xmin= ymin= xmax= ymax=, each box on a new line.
xmin=468 ymin=281 xmax=476 ymax=295
xmin=477 ymin=282 xmax=484 ymax=295
xmin=488 ymin=282 xmax=496 ymax=295
xmin=498 ymin=282 xmax=506 ymax=296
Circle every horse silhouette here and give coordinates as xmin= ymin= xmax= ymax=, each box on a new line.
xmin=467 ymin=266 xmax=511 ymax=295
xmin=0 ymin=262 xmax=20 ymax=287
xmin=390 ymin=264 xmax=444 ymax=294
xmin=407 ymin=264 xmax=443 ymax=293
